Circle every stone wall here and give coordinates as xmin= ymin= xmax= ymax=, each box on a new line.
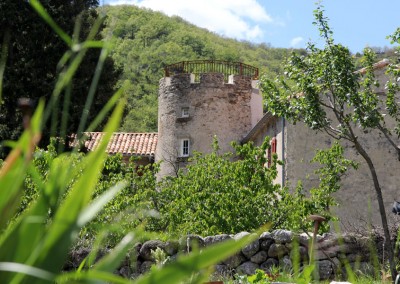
xmin=65 ymin=230 xmax=386 ymax=281
xmin=284 ymin=67 xmax=400 ymax=228
xmin=156 ymin=73 xmax=261 ymax=178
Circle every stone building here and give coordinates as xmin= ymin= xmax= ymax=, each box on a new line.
xmin=244 ymin=59 xmax=400 ymax=229
xmin=72 ymin=132 xmax=157 ymax=167
xmin=156 ymin=61 xmax=262 ymax=177
xmin=79 ymin=59 xmax=399 ymax=229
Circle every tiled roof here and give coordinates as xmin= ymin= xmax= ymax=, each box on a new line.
xmin=72 ymin=132 xmax=158 ymax=157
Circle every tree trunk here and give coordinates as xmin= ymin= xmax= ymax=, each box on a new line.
xmin=354 ymin=140 xmax=397 ymax=282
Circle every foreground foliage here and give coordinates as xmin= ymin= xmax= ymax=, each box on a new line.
xmin=18 ymin=136 xmax=351 ymax=243
xmin=0 ymin=1 xmax=259 ymax=283
xmin=0 ymin=0 xmax=119 ymax=157
xmin=153 ymin=138 xmax=352 ymax=235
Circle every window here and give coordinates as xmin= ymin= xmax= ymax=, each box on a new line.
xmin=271 ymin=137 xmax=277 ymax=154
xmin=268 ymin=137 xmax=277 ymax=167
xmin=180 ymin=139 xmax=190 ymax=157
xmin=181 ymin=107 xmax=189 ymax=118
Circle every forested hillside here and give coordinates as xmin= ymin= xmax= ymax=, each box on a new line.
xmin=100 ymin=5 xmax=306 ymax=132
xmin=0 ymin=0 xmax=119 ymax=157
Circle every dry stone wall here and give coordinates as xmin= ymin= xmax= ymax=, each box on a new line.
xmin=65 ymin=230 xmax=386 ymax=281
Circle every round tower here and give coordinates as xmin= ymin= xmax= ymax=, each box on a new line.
xmin=156 ymin=60 xmax=262 ymax=177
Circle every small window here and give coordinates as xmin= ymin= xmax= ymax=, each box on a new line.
xmin=180 ymin=139 xmax=190 ymax=157
xmin=271 ymin=137 xmax=277 ymax=154
xmin=181 ymin=107 xmax=189 ymax=118
xmin=268 ymin=137 xmax=277 ymax=167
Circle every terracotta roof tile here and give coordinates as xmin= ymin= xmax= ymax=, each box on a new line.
xmin=71 ymin=132 xmax=158 ymax=157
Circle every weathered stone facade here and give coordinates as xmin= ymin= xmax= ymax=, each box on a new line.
xmin=156 ymin=72 xmax=262 ymax=177
xmin=65 ymin=230 xmax=387 ymax=281
xmin=155 ymin=61 xmax=399 ymax=229
xmin=283 ymin=66 xmax=400 ymax=229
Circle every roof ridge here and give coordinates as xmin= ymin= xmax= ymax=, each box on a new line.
xmin=70 ymin=132 xmax=158 ymax=156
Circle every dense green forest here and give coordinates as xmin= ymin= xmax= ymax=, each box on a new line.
xmin=0 ymin=0 xmax=122 ymax=158
xmin=100 ymin=5 xmax=307 ymax=132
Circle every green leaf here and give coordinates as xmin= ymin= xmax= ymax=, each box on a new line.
xmin=5 ymin=98 xmax=126 ymax=284
xmin=77 ymin=181 xmax=127 ymax=227
xmin=0 ymin=262 xmax=55 ymax=282
xmin=57 ymin=270 xmax=132 ymax=284
xmin=91 ymin=233 xmax=134 ymax=273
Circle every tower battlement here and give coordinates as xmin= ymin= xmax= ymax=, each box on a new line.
xmin=161 ymin=72 xmax=255 ymax=91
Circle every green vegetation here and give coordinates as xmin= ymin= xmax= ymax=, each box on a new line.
xmin=151 ymin=138 xmax=351 ymax=236
xmin=220 ymin=268 xmax=392 ymax=284
xmin=18 ymin=136 xmax=351 ymax=245
xmin=0 ymin=1 xmax=259 ymax=283
xmin=2 ymin=1 xmax=397 ymax=145
xmin=261 ymin=4 xmax=400 ymax=281
xmin=0 ymin=0 xmax=119 ymax=157
xmin=2 ymin=0 xmax=399 ymax=282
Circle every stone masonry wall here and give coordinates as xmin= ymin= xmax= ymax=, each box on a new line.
xmin=284 ymin=67 xmax=400 ymax=229
xmin=156 ymin=73 xmax=261 ymax=178
xmin=65 ymin=230 xmax=387 ymax=281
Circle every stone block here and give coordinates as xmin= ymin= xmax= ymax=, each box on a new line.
xmin=272 ymin=229 xmax=293 ymax=244
xmin=260 ymin=258 xmax=279 ymax=272
xmin=317 ymin=259 xmax=334 ymax=280
xmin=139 ymin=240 xmax=165 ymax=261
xmin=268 ymin=243 xmax=288 ymax=258
xmin=250 ymin=251 xmax=268 ymax=264
xmin=236 ymin=261 xmax=259 ymax=275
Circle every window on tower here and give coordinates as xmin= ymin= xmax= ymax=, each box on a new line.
xmin=179 ymin=138 xmax=190 ymax=157
xmin=181 ymin=107 xmax=189 ymax=118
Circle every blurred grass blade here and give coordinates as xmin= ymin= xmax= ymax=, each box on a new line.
xmin=82 ymin=40 xmax=106 ymax=49
xmin=135 ymin=231 xmax=261 ymax=284
xmin=0 ymin=100 xmax=44 ymax=230
xmin=29 ymin=0 xmax=72 ymax=46
xmin=0 ymin=262 xmax=54 ymax=282
xmin=0 ymin=29 xmax=10 ymax=109
xmin=92 ymin=233 xmax=134 ymax=273
xmin=44 ymin=17 xmax=105 ymax=128
xmin=24 ymin=99 xmax=125 ymax=278
xmin=77 ymin=46 xmax=111 ymax=138
xmin=86 ymin=88 xmax=123 ymax=133
xmin=59 ymin=83 xmax=72 ymax=153
xmin=57 ymin=270 xmax=132 ymax=284
xmin=0 ymin=155 xmax=76 ymax=283
xmin=45 ymin=46 xmax=88 ymax=127
xmin=77 ymin=181 xmax=126 ymax=227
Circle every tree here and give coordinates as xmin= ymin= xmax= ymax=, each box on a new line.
xmin=151 ymin=137 xmax=343 ymax=236
xmin=0 ymin=0 xmax=119 ymax=157
xmin=261 ymin=5 xmax=400 ymax=280
xmin=155 ymin=138 xmax=281 ymax=235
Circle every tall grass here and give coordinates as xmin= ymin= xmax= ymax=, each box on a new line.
xmin=0 ymin=1 xmax=257 ymax=283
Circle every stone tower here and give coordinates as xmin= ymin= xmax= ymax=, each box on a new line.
xmin=156 ymin=60 xmax=262 ymax=177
